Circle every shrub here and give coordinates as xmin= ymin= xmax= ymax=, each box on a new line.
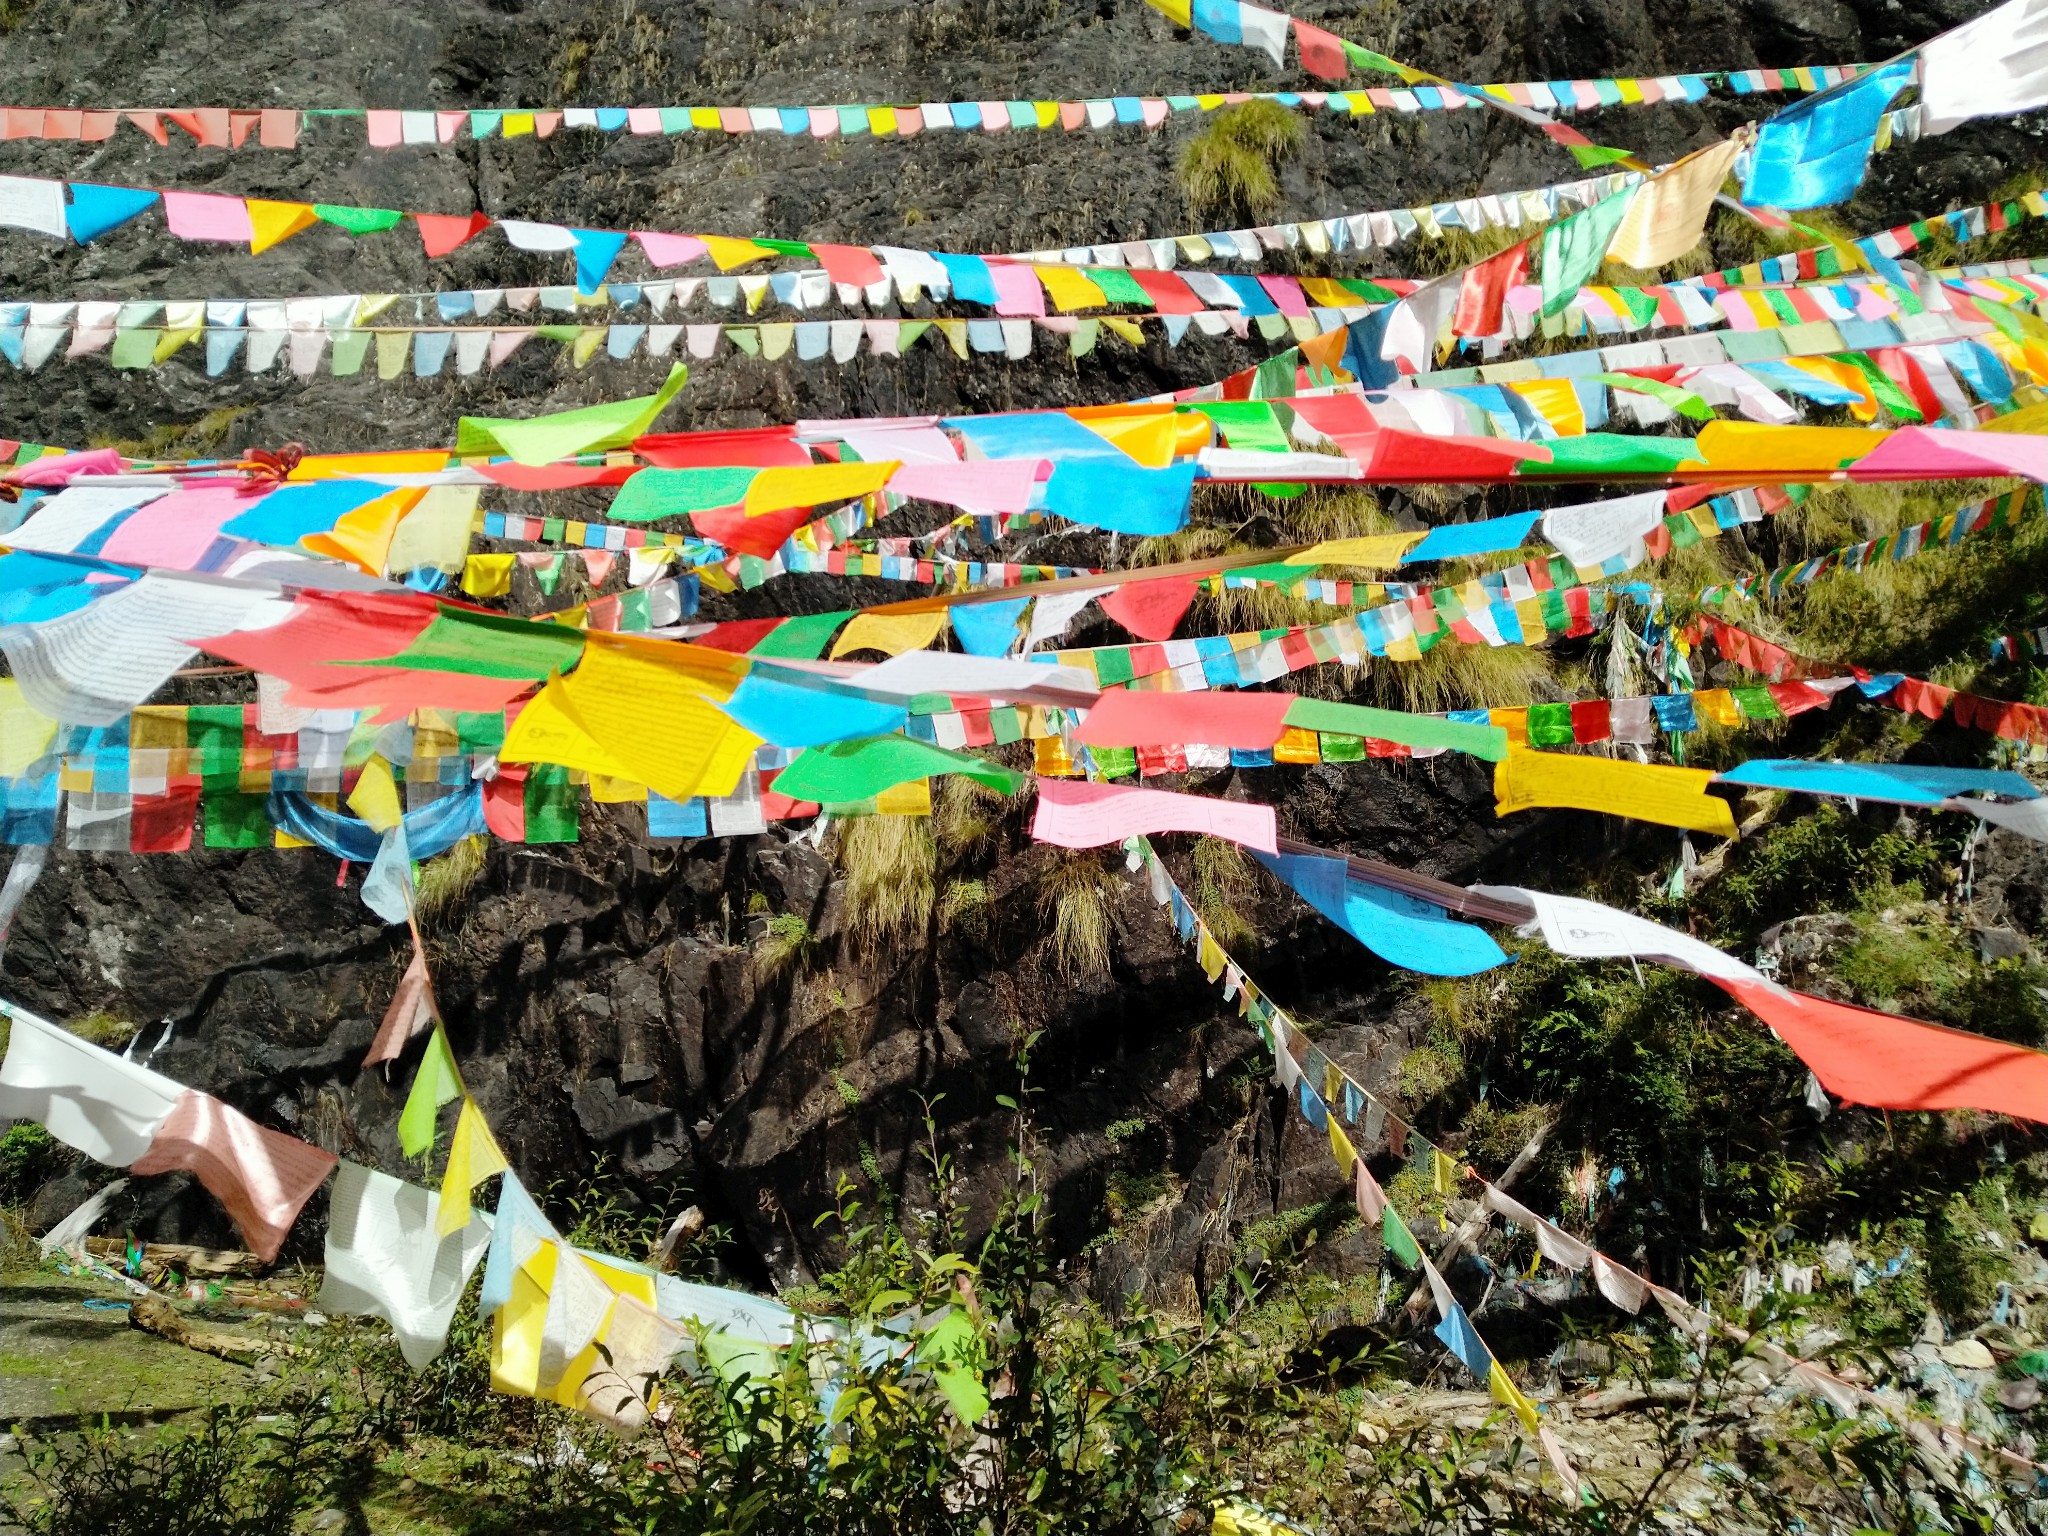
xmin=1176 ymin=99 xmax=1306 ymax=222
xmin=0 ymin=1120 xmax=60 ymax=1203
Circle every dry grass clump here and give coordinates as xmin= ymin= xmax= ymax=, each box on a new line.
xmin=1176 ymin=100 xmax=1306 ymax=223
xmin=835 ymin=815 xmax=935 ymax=949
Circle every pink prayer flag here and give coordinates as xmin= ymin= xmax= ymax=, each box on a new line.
xmin=162 ymin=191 xmax=255 ymax=244
xmin=888 ymin=459 xmax=1042 ymax=514
xmin=1058 ymin=101 xmax=1088 ymax=130
xmin=436 ymin=111 xmax=467 ymax=143
xmin=1031 ymin=777 xmax=1278 ymax=853
xmin=636 ymin=231 xmax=708 ymax=268
xmin=1257 ymin=274 xmax=1311 ymax=317
xmin=1098 ymin=575 xmax=1199 ymax=640
xmin=1072 ymin=686 xmax=1293 ymax=749
xmin=366 ymin=110 xmax=403 ymax=147
xmin=1849 ymin=425 xmax=2048 ymax=484
xmin=896 ymin=107 xmax=924 ymax=135
xmin=989 ymin=262 xmax=1046 ymax=317
xmin=131 ymin=1089 xmax=338 ymax=1261
xmin=808 ymin=107 xmax=837 ymax=138
xmin=8 ymin=447 xmax=126 ymax=486
xmin=978 ymin=101 xmax=1010 ymax=131
xmin=627 ymin=107 xmax=664 ymax=135
xmin=98 ymin=484 xmax=247 ymax=569
xmin=717 ymin=107 xmax=750 ymax=134
xmin=1141 ymin=98 xmax=1170 ymax=127
xmin=364 ymin=947 xmax=433 ymax=1067
xmin=580 ymin=550 xmax=616 ymax=585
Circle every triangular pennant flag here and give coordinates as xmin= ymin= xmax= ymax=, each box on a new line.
xmin=417 ymin=211 xmax=491 ymax=259
xmin=247 ymin=199 xmax=318 ymax=255
xmin=439 ymin=1099 xmax=509 ymax=1235
xmin=397 ymin=1025 xmax=462 ymax=1157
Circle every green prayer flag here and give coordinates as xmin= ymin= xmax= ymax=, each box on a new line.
xmin=1568 ymin=143 xmax=1637 ymax=170
xmin=1729 ymin=686 xmax=1781 ymax=721
xmin=1525 ymin=702 xmax=1574 ymax=747
xmin=524 ymin=763 xmax=579 ymax=843
xmin=1585 ymin=373 xmax=1715 ymax=422
xmin=1281 ymin=697 xmax=1509 ymax=761
xmin=1383 ymin=1205 xmax=1422 ymax=1267
xmin=606 ymin=465 xmax=758 ymax=521
xmin=1319 ymin=732 xmax=1365 ymax=762
xmin=110 ymin=329 xmax=156 ymax=370
xmin=314 ymin=204 xmax=405 ymax=236
xmin=1836 ymin=352 xmax=1923 ymax=422
xmin=454 ymin=711 xmax=507 ymax=751
xmin=1088 ymin=745 xmax=1139 ymax=779
xmin=748 ymin=610 xmax=852 ymax=659
xmin=455 ymin=363 xmax=688 ymax=466
xmin=1191 ymin=401 xmax=1290 ymax=452
xmin=1089 ymin=268 xmax=1151 ymax=306
xmin=772 ymin=735 xmax=1024 ymax=804
xmin=1093 ymin=647 xmax=1136 ymax=687
xmin=397 ymin=1026 xmax=462 ymax=1158
xmin=1339 ymin=40 xmax=1405 ymax=75
xmin=1538 ymin=186 xmax=1638 ymax=316
xmin=187 ymin=705 xmax=245 ymax=775
xmin=531 ymin=553 xmax=567 ymax=596
xmin=201 ymin=787 xmax=271 ymax=849
xmin=351 ymin=608 xmax=585 ymax=680
xmin=1518 ymin=433 xmax=1702 ymax=477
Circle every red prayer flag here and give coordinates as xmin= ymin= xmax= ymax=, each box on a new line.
xmin=129 ymin=786 xmax=199 ymax=853
xmin=1099 ymin=575 xmax=1200 ymax=641
xmin=1130 ymin=271 xmax=1205 ymax=314
xmin=364 ymin=946 xmax=434 ymax=1068
xmin=693 ymin=503 xmax=813 ymax=558
xmin=1451 ymin=243 xmax=1530 ymax=338
xmin=1570 ymin=700 xmax=1611 ymax=743
xmin=415 ymin=211 xmax=491 ymax=259
xmin=1293 ymin=19 xmax=1351 ymax=79
xmin=131 ymin=1090 xmax=338 ymax=1261
xmin=635 ymin=427 xmax=811 ymax=468
xmin=1716 ymin=977 xmax=2048 ymax=1123
xmin=482 ymin=766 xmax=527 ymax=841
xmin=812 ymin=243 xmax=887 ymax=288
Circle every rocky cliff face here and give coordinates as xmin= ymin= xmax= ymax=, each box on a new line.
xmin=0 ymin=0 xmax=2035 ymax=1299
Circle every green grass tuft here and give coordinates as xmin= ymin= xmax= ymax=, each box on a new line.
xmin=1176 ymin=99 xmax=1306 ymax=223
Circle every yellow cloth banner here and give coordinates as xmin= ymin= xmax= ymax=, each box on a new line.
xmin=700 ymin=234 xmax=774 ymax=271
xmin=875 ymin=777 xmax=933 ymax=815
xmin=829 ymin=608 xmax=949 ymax=658
xmin=1073 ymin=407 xmax=1182 ymax=467
xmin=1604 ymin=138 xmax=1741 ymax=269
xmin=1506 ymin=379 xmax=1585 ymax=436
xmin=0 ymin=679 xmax=56 ymax=778
xmin=1493 ymin=748 xmax=1738 ymax=838
xmin=1328 ymin=1116 xmax=1356 ymax=1175
xmin=460 ymin=553 xmax=516 ymax=598
xmin=439 ymin=1100 xmax=508 ymax=1236
xmin=502 ymin=637 xmax=758 ymax=802
xmin=302 ymin=487 xmax=425 ymax=575
xmin=1286 ymin=533 xmax=1422 ymax=568
xmin=745 ymin=461 xmax=898 ymax=516
xmin=346 ymin=755 xmax=404 ymax=833
xmin=1692 ymin=421 xmax=1888 ymax=474
xmin=386 ymin=486 xmax=482 ymax=575
xmin=247 ymin=200 xmax=319 ymax=255
xmin=1488 ymin=1359 xmax=1543 ymax=1433
xmin=1035 ymin=265 xmax=1110 ymax=311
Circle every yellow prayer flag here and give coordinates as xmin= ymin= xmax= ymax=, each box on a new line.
xmin=1286 ymin=533 xmax=1423 ymax=568
xmin=745 ymin=460 xmax=899 ymax=516
xmin=1145 ymin=0 xmax=1192 ymax=22
xmin=386 ymin=486 xmax=483 ymax=575
xmin=301 ymin=486 xmax=425 ymax=575
xmin=438 ymin=1099 xmax=508 ymax=1236
xmin=1691 ymin=421 xmax=1886 ymax=474
xmin=461 ymin=552 xmax=516 ymax=598
xmin=588 ymin=774 xmax=649 ymax=803
xmin=1072 ymin=407 xmax=1182 ymax=466
xmin=1506 ymin=379 xmax=1586 ymax=436
xmin=1329 ymin=1116 xmax=1357 ymax=1176
xmin=1034 ymin=734 xmax=1076 ymax=776
xmin=1035 ymin=265 xmax=1110 ymax=312
xmin=1433 ymin=1149 xmax=1458 ymax=1196
xmin=1694 ymin=688 xmax=1741 ymax=727
xmin=1299 ymin=277 xmax=1360 ymax=307
xmin=1197 ymin=931 xmax=1227 ymax=982
xmin=829 ymin=608 xmax=949 ymax=658
xmin=247 ymin=199 xmax=318 ymax=255
xmin=875 ymin=777 xmax=933 ymax=815
xmin=1493 ymin=748 xmax=1738 ymax=838
xmin=490 ymin=1242 xmax=557 ymax=1397
xmin=1780 ymin=357 xmax=1878 ymax=421
xmin=1489 ymin=707 xmax=1530 ymax=747
xmin=688 ymin=107 xmax=721 ymax=130
xmin=346 ymin=755 xmax=404 ymax=833
xmin=0 ymin=679 xmax=56 ymax=778
xmin=700 ymin=235 xmax=773 ymax=271
xmin=1488 ymin=1360 xmax=1543 ymax=1433
xmin=502 ymin=637 xmax=759 ymax=802
xmin=1273 ymin=725 xmax=1321 ymax=765
xmin=1101 ymin=316 xmax=1145 ymax=346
